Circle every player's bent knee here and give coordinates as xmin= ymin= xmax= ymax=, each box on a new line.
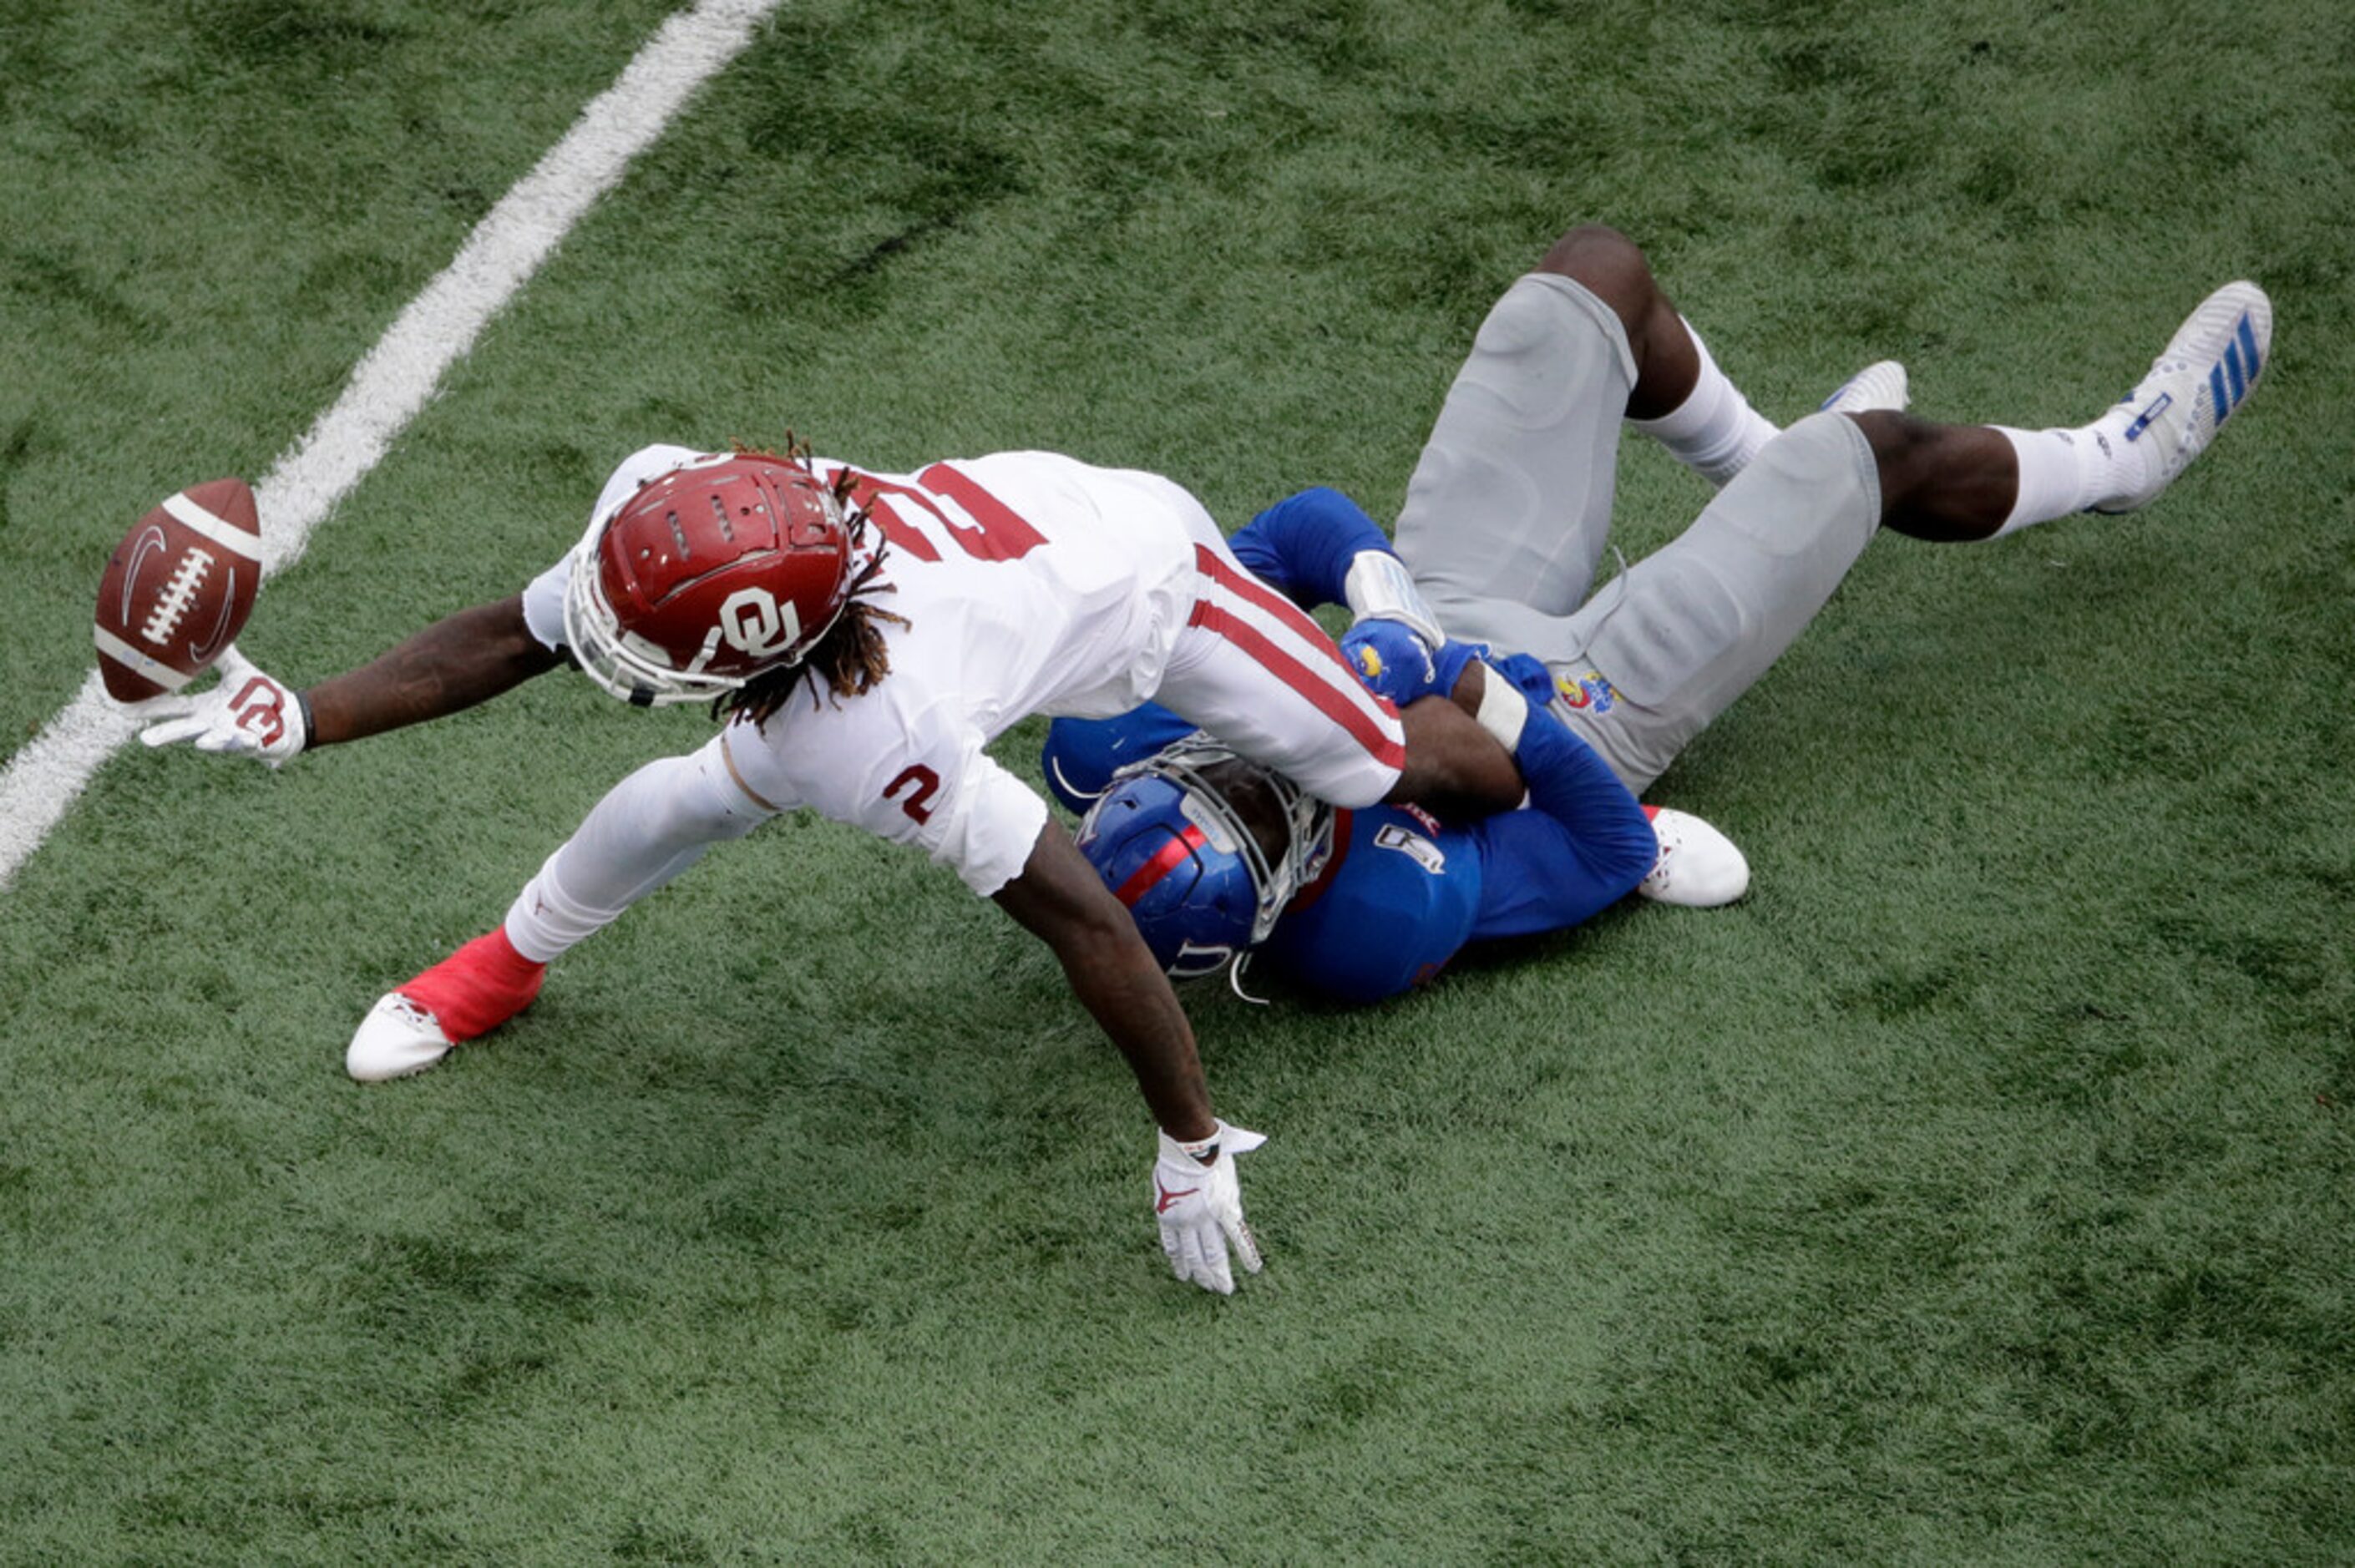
xmin=1536 ymin=225 xmax=1655 ymax=308
xmin=1538 ymin=222 xmax=1643 ymax=275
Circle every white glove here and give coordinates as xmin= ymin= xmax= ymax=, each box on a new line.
xmin=1153 ymin=1120 xmax=1267 ymax=1293
xmin=134 ymin=645 xmax=311 ymax=767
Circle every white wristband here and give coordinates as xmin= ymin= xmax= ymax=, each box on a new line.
xmin=1342 ymin=550 xmax=1444 ymax=649
xmin=1160 ymin=1120 xmax=1228 ymax=1165
xmin=1473 ymin=664 xmax=1528 ymax=752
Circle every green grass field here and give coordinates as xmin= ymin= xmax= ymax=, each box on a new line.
xmin=4 ymin=0 xmax=2352 ymax=1560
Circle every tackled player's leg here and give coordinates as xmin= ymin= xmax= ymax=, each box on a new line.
xmin=1394 ymin=222 xmax=1780 ymax=656
xmin=1538 ymin=408 xmax=1888 ymax=795
xmin=1859 ymin=281 xmax=2273 ymax=541
xmin=1487 ymin=276 xmax=2273 ymax=796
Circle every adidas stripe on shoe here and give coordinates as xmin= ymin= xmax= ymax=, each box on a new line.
xmin=2090 ymin=281 xmax=2272 ymax=513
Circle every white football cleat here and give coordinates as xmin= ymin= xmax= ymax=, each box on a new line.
xmin=2090 ymin=281 xmax=2271 ymax=513
xmin=345 ymin=928 xmax=546 ymax=1082
xmin=1636 ymin=806 xmax=1750 ymax=908
xmin=347 ymin=993 xmax=458 ymax=1082
xmin=1819 ymin=360 xmax=1910 ymax=417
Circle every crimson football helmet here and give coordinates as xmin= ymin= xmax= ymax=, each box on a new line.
xmin=563 ymin=452 xmax=869 ymax=706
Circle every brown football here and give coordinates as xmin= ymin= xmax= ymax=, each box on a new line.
xmin=94 ymin=478 xmax=262 ymax=702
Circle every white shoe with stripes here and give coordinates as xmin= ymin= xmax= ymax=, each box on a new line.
xmin=2090 ymin=281 xmax=2271 ymax=513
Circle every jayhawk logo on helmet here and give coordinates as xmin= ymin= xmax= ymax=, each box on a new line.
xmin=563 ymin=451 xmax=873 ymax=706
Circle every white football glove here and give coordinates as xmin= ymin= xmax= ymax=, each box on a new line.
xmin=1153 ymin=1120 xmax=1267 ymax=1294
xmin=134 ymin=645 xmax=311 ymax=767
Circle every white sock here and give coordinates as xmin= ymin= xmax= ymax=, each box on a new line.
xmin=502 ymin=744 xmax=763 ymax=962
xmin=1992 ymin=420 xmax=2143 ymax=534
xmin=504 ymin=852 xmax=668 ymax=964
xmin=1626 ymin=318 xmax=1780 ymax=487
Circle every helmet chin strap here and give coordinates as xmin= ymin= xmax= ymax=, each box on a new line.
xmin=1048 ymin=751 xmax=1110 ymax=806
xmin=1228 ymin=950 xmax=1270 ymax=1006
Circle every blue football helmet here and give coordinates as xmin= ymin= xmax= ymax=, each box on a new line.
xmin=1074 ymin=734 xmax=1335 ymax=979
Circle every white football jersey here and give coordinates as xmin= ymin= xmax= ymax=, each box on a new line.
xmin=524 ymin=446 xmax=1216 ymax=895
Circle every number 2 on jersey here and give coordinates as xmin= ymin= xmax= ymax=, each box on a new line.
xmin=884 ymin=765 xmax=939 ymax=823
xmin=845 ymin=464 xmax=1040 ymax=824
xmin=846 ymin=463 xmax=1046 ymax=564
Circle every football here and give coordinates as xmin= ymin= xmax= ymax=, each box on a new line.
xmin=94 ymin=478 xmax=262 ymax=702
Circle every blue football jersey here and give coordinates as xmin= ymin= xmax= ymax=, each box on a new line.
xmin=1043 ymin=484 xmax=1659 ymax=1005
xmin=1260 ymin=802 xmax=1481 ymax=1004
xmin=1252 ymin=706 xmax=1654 ymax=1002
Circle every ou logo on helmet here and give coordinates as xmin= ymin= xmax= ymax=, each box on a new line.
xmin=717 ymin=586 xmax=803 ymax=660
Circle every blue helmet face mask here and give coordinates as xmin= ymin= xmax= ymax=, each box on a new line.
xmin=1073 ymin=735 xmax=1335 ymax=980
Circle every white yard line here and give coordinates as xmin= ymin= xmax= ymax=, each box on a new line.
xmin=0 ymin=0 xmax=782 ymax=893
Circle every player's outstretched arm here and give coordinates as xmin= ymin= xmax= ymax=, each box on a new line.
xmin=992 ymin=817 xmax=1218 ymax=1137
xmin=306 ymin=594 xmax=565 ymax=746
xmin=991 ymin=816 xmax=1265 ymax=1293
xmin=140 ymin=594 xmax=565 ymax=765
